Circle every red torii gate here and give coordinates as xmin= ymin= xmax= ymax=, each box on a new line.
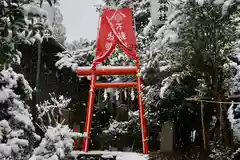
xmin=76 ymin=8 xmax=149 ymax=154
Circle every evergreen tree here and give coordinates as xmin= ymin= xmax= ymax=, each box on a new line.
xmin=0 ymin=0 xmax=53 ymax=67
xmin=146 ymin=0 xmax=240 ymax=149
xmin=0 ymin=0 xmax=54 ymax=158
xmin=0 ymin=1 xmax=80 ymax=159
xmin=51 ymin=0 xmax=67 ymax=45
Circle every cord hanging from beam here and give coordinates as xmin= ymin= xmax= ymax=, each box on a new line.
xmin=186 ymin=98 xmax=240 ymax=105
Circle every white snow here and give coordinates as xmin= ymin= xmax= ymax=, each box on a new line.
xmin=159 ymin=65 xmax=171 ymax=72
xmin=103 ymin=120 xmax=129 ymax=134
xmin=30 ymin=125 xmax=82 ymax=160
xmin=0 ymin=143 xmax=11 ymax=158
xmin=161 ymin=30 xmax=178 ymax=46
xmin=0 ymin=89 xmax=13 ymax=102
xmin=213 ymin=0 xmax=225 ymax=5
xmin=115 ymin=152 xmax=148 ymax=160
xmin=228 ymin=102 xmax=240 ymax=142
xmin=143 ymin=20 xmax=152 ymax=36
xmin=55 ymin=50 xmax=90 ymax=71
xmin=228 ymin=102 xmax=235 ymax=129
xmin=154 ymin=25 xmax=166 ymax=38
xmin=71 ymin=151 xmax=149 ymax=160
xmin=1 ymin=68 xmax=33 ymax=98
xmin=131 ymin=88 xmax=135 ymax=101
xmin=222 ymin=0 xmax=234 ymax=15
xmin=160 ymin=77 xmax=171 ymax=98
xmin=115 ymin=90 xmax=120 ymax=100
xmin=196 ymin=0 xmax=205 ymax=6
xmin=0 ymin=67 xmax=39 ymax=159
xmin=104 ymin=89 xmax=108 ymax=101
xmin=42 ymin=2 xmax=55 ymax=25
xmin=8 ymin=98 xmax=34 ymax=128
xmin=23 ymin=5 xmax=47 ymax=18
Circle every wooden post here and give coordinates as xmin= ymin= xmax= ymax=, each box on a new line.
xmin=201 ymin=102 xmax=207 ymax=150
xmin=160 ymin=120 xmax=174 ymax=152
xmin=35 ymin=41 xmax=41 ymax=105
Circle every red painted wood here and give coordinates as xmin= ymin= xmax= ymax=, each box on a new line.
xmin=136 ymin=73 xmax=149 ymax=154
xmin=80 ymin=63 xmax=149 ymax=154
xmin=82 ymin=74 xmax=96 ymax=152
xmin=95 ymin=82 xmax=137 ymax=88
xmin=76 ymin=66 xmax=138 ymax=76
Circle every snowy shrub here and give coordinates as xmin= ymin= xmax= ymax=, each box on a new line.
xmin=101 ymin=110 xmax=140 ymax=149
xmin=35 ymin=94 xmax=71 ymax=131
xmin=103 ymin=119 xmax=135 ymax=135
xmin=30 ymin=124 xmax=82 ymax=160
xmin=0 ymin=1 xmax=80 ymax=160
xmin=0 ymin=68 xmax=40 ymax=160
xmin=0 ymin=69 xmax=80 ymax=159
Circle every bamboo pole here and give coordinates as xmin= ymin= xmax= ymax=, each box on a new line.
xmin=35 ymin=41 xmax=41 ymax=105
xmin=186 ymin=97 xmax=240 ymax=105
xmin=201 ymin=102 xmax=207 ymax=150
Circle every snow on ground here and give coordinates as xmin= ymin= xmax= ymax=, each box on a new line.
xmin=71 ymin=151 xmax=149 ymax=160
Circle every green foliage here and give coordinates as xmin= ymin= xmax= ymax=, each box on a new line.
xmin=142 ymin=0 xmax=240 ymax=149
xmin=160 ymin=75 xmax=198 ymax=120
xmin=0 ymin=0 xmax=56 ymax=67
xmin=169 ymin=1 xmax=240 ymax=97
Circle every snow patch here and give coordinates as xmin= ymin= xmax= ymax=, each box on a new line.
xmin=196 ymin=0 xmax=205 ymax=6
xmin=228 ymin=102 xmax=240 ymax=141
xmin=71 ymin=151 xmax=149 ymax=160
xmin=213 ymin=0 xmax=225 ymax=5
xmin=143 ymin=20 xmax=152 ymax=36
xmin=222 ymin=0 xmax=234 ymax=15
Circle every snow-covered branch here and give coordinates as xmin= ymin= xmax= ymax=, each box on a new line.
xmin=36 ymin=94 xmax=71 ymax=130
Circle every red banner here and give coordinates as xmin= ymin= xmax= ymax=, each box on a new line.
xmin=92 ymin=8 xmax=138 ymax=69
